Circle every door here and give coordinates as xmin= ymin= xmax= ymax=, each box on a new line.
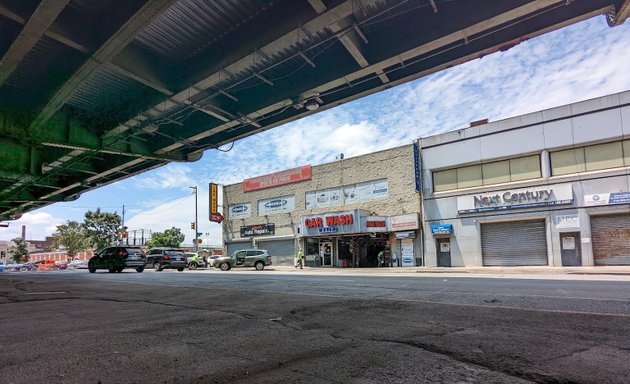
xmin=481 ymin=220 xmax=547 ymax=266
xmin=560 ymin=232 xmax=581 ymax=266
xmin=320 ymin=241 xmax=333 ymax=267
xmin=234 ymin=250 xmax=246 ymax=266
xmin=437 ymin=238 xmax=451 ymax=267
xmin=591 ymin=214 xmax=630 ymax=265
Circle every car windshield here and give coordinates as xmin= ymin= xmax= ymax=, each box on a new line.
xmin=126 ymin=248 xmax=143 ymax=255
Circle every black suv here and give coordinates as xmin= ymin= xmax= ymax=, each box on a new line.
xmin=88 ymin=246 xmax=146 ymax=273
xmin=146 ymin=248 xmax=187 ymax=272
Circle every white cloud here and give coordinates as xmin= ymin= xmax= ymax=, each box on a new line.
xmin=133 ymin=163 xmax=196 ymax=190
xmin=0 ymin=212 xmax=61 ymax=241
xmin=125 ymin=190 xmax=223 ymax=247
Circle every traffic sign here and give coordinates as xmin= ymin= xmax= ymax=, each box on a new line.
xmin=210 ymin=213 xmax=224 ymax=223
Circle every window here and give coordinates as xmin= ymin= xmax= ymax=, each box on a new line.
xmin=482 ymin=161 xmax=509 ymax=185
xmin=551 ymin=140 xmax=629 ymax=176
xmin=433 ymin=169 xmax=457 ymax=192
xmin=510 ymin=155 xmax=541 ymax=181
xmin=584 ymin=141 xmax=623 ymax=171
xmin=433 ymin=154 xmax=541 ymax=192
xmin=457 ymin=165 xmax=482 ymax=189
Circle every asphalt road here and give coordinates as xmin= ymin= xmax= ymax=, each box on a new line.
xmin=1 ymin=268 xmax=629 ymax=384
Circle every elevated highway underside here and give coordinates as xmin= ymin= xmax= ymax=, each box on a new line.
xmin=0 ymin=0 xmax=629 ymax=221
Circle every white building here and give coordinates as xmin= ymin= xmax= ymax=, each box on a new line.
xmin=420 ymin=91 xmax=630 ymax=267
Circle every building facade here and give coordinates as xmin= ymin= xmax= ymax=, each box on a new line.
xmin=421 ymin=91 xmax=630 ymax=267
xmin=222 ymin=145 xmax=422 ymax=267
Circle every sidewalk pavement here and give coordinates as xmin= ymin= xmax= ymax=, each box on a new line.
xmin=268 ymin=265 xmax=630 ymax=277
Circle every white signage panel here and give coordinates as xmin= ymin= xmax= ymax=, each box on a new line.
xmin=390 ymin=213 xmax=419 ymax=230
xmin=228 ymin=203 xmax=252 ymax=218
xmin=401 ymin=239 xmax=415 ymax=267
xmin=457 ymin=184 xmax=573 ymax=214
xmin=584 ymin=191 xmax=630 ymax=206
xmin=306 ymin=179 xmax=388 ymax=209
xmin=258 ymin=195 xmax=295 ymax=215
xmin=555 ymin=214 xmax=580 ymax=228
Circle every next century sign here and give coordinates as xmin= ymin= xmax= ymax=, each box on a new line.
xmin=457 ymin=184 xmax=573 ymax=214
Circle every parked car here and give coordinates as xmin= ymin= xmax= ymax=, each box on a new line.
xmin=211 ymin=249 xmax=272 ymax=271
xmin=5 ymin=262 xmax=21 ymax=271
xmin=0 ymin=263 xmax=4 ymax=272
xmin=55 ymin=260 xmax=69 ymax=270
xmin=20 ymin=262 xmax=38 ymax=271
xmin=68 ymin=259 xmax=89 ymax=269
xmin=146 ymin=248 xmax=187 ymax=272
xmin=88 ymin=246 xmax=146 ymax=273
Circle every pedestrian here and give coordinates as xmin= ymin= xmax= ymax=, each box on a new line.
xmin=295 ymin=247 xmax=304 ymax=269
xmin=377 ymin=250 xmax=384 ymax=267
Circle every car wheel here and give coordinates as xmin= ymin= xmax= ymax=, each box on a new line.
xmin=136 ymin=267 xmax=144 ymax=273
xmin=153 ymin=263 xmax=162 ymax=272
xmin=254 ymin=261 xmax=265 ymax=271
xmin=88 ymin=267 xmax=96 ymax=273
xmin=108 ymin=267 xmax=115 ymax=273
xmin=177 ymin=267 xmax=184 ymax=272
xmin=116 ymin=267 xmax=123 ymax=273
xmin=220 ymin=262 xmax=231 ymax=271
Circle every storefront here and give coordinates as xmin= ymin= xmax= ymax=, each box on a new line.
xmin=455 ymin=184 xmax=574 ymax=267
xmin=300 ymin=210 xmax=420 ymax=268
xmin=585 ymin=191 xmax=630 ymax=266
xmin=229 ymin=223 xmax=296 ymax=265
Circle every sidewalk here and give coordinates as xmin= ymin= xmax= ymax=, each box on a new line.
xmin=266 ymin=265 xmax=630 ymax=279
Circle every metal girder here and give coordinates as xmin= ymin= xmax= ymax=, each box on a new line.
xmin=307 ymin=0 xmax=389 ymax=84
xmin=0 ymin=0 xmax=70 ymax=85
xmin=28 ymin=0 xmax=178 ymax=132
xmin=608 ymin=0 xmax=630 ymax=25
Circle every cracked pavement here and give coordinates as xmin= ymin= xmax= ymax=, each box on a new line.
xmin=1 ymin=270 xmax=629 ymax=383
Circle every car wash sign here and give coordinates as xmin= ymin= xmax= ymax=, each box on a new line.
xmin=301 ymin=210 xmax=364 ymax=236
xmin=457 ymin=184 xmax=573 ymax=214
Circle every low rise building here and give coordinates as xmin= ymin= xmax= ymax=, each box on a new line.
xmin=223 ymin=145 xmax=422 ymax=267
xmin=420 ymin=90 xmax=630 ymax=267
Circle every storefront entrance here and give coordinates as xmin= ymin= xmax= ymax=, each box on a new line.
xmin=560 ymin=232 xmax=582 ymax=266
xmin=320 ymin=241 xmax=333 ymax=267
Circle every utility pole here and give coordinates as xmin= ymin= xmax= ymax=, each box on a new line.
xmin=190 ymin=186 xmax=198 ymax=251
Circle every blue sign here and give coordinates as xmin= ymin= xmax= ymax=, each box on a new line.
xmin=319 ymin=227 xmax=338 ymax=234
xmin=413 ymin=142 xmax=420 ymax=193
xmin=431 ymin=224 xmax=453 ymax=236
xmin=609 ymin=192 xmax=630 ymax=204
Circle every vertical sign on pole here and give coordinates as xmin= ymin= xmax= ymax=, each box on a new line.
xmin=209 ymin=183 xmax=224 ymax=223
xmin=413 ymin=142 xmax=420 ymax=193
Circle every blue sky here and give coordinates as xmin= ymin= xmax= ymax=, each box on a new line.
xmin=3 ymin=15 xmax=630 ymax=245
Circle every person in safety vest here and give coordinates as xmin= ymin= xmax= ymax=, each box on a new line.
xmin=189 ymin=253 xmax=202 ymax=269
xmin=377 ymin=250 xmax=385 ymax=267
xmin=295 ymin=248 xmax=304 ymax=269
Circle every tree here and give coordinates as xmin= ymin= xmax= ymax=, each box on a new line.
xmin=83 ymin=208 xmax=122 ymax=251
xmin=9 ymin=237 xmax=29 ymax=263
xmin=145 ymin=227 xmax=185 ymax=248
xmin=52 ymin=220 xmax=90 ymax=260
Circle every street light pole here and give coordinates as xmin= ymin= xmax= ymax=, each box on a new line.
xmin=190 ymin=186 xmax=198 ymax=251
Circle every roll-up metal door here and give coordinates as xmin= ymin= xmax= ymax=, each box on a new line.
xmin=481 ymin=220 xmax=548 ymax=266
xmin=257 ymin=239 xmax=295 ymax=266
xmin=226 ymin=242 xmax=251 ymax=256
xmin=591 ymin=215 xmax=630 ymax=266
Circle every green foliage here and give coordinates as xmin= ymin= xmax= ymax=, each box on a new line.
xmin=52 ymin=220 xmax=90 ymax=259
xmin=83 ymin=208 xmax=122 ymax=251
xmin=9 ymin=237 xmax=29 ymax=262
xmin=145 ymin=227 xmax=185 ymax=249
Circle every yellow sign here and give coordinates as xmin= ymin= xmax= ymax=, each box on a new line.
xmin=209 ymin=183 xmax=218 ymax=215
